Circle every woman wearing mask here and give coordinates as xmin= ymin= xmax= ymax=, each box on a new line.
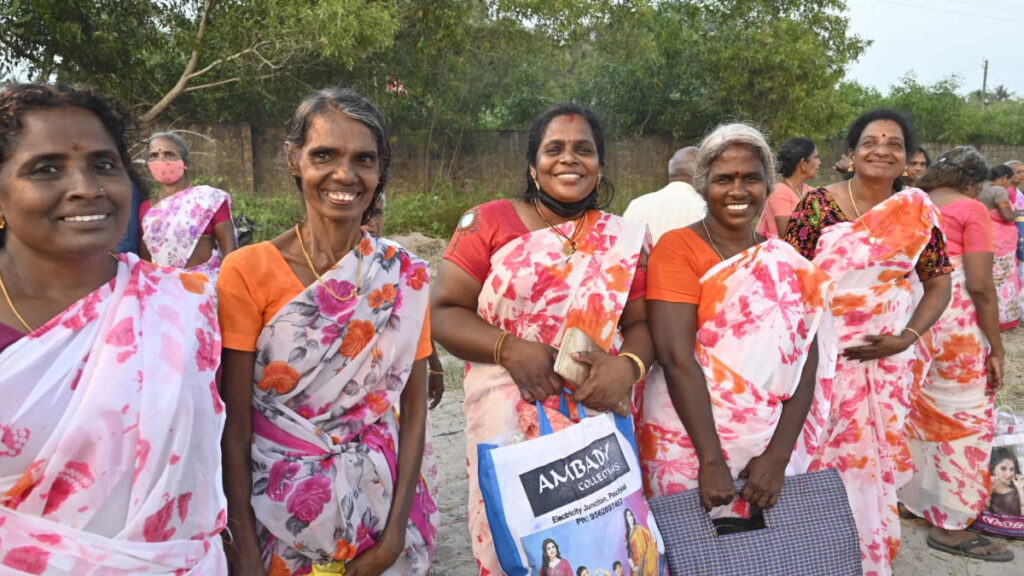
xmin=141 ymin=132 xmax=236 ymax=280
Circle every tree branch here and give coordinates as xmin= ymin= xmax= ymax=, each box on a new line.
xmin=140 ymin=0 xmax=217 ymax=124
xmin=183 ymin=72 xmax=279 ymax=93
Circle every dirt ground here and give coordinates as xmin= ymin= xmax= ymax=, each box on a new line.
xmin=395 ymin=234 xmax=1024 ymax=575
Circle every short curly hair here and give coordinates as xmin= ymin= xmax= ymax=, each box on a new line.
xmin=693 ymin=123 xmax=776 ymax=197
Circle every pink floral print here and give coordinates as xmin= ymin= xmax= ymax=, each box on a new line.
xmin=0 ymin=254 xmax=227 ymax=575
xmin=249 ymin=235 xmax=436 ymax=575
xmin=141 ymin=185 xmax=232 ymax=280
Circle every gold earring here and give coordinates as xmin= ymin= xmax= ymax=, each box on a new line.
xmin=597 ymin=173 xmax=603 ymax=189
xmin=902 ymin=167 xmax=909 ymax=177
xmin=532 ymin=174 xmax=541 ymax=191
xmin=0 ymin=216 xmax=5 ymax=230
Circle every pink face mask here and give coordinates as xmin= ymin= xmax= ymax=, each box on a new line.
xmin=148 ymin=160 xmax=186 ymax=185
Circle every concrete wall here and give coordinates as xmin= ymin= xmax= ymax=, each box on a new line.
xmin=145 ymin=124 xmax=1024 ymax=198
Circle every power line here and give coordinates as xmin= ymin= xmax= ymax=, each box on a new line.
xmin=860 ymin=0 xmax=1024 ymax=23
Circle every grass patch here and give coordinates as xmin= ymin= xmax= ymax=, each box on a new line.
xmin=232 ymin=194 xmax=305 ymax=243
xmin=386 ymin=182 xmax=512 ymax=238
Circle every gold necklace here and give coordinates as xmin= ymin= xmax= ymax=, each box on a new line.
xmin=847 ymin=178 xmax=864 ymax=219
xmin=294 ymin=224 xmax=362 ymax=302
xmin=0 ymin=265 xmax=31 ymax=332
xmin=701 ymin=217 xmax=756 ymax=261
xmin=533 ymin=199 xmax=586 ymax=256
xmin=0 ymin=253 xmax=119 ymax=332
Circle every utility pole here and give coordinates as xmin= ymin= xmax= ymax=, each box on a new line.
xmin=981 ymin=58 xmax=989 ymax=109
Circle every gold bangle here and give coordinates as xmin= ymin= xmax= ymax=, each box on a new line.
xmin=903 ymin=327 xmax=922 ymax=342
xmin=428 ymin=369 xmax=445 ymax=376
xmin=493 ymin=330 xmax=511 ymax=365
xmin=619 ymin=352 xmax=646 ymax=382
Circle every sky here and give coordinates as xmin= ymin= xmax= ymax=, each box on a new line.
xmin=844 ymin=0 xmax=1024 ymax=97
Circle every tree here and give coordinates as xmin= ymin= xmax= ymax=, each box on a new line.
xmin=0 ymin=0 xmax=400 ymax=124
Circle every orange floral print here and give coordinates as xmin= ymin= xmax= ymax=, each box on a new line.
xmin=179 ymin=272 xmax=209 ymax=294
xmin=258 ymin=361 xmax=301 ymax=394
xmin=339 ymin=320 xmax=375 ymax=360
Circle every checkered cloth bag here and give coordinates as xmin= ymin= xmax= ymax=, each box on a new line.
xmin=648 ymin=468 xmax=861 ymax=576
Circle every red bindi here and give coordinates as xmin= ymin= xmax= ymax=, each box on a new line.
xmin=71 ymin=143 xmax=82 ymax=152
xmin=563 ymin=114 xmax=579 ymax=124
xmin=734 ymin=171 xmax=740 ymax=177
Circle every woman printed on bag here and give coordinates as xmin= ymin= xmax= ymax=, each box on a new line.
xmin=639 ymin=124 xmax=833 ymax=518
xmin=990 ymin=447 xmax=1024 ymax=516
xmin=540 ymin=538 xmax=574 ymax=576
xmin=218 ymin=87 xmax=437 ymax=575
xmin=624 ymin=508 xmax=658 ymax=576
xmin=432 ymin=103 xmax=655 ymax=573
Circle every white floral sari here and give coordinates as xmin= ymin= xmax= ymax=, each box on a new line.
xmin=0 ymin=254 xmax=226 ymax=575
xmin=249 ymin=236 xmax=436 ymax=575
xmin=142 ymin=185 xmax=232 ymax=280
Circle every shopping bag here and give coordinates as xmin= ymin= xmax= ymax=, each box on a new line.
xmin=973 ymin=407 xmax=1024 ymax=539
xmin=478 ymin=396 xmax=664 ymax=576
xmin=648 ymin=468 xmax=861 ymax=576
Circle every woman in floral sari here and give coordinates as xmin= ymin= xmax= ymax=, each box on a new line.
xmin=141 ymin=131 xmax=236 ymax=281
xmin=218 ymin=88 xmax=436 ymax=576
xmin=899 ymin=146 xmax=1013 ymax=562
xmin=977 ymin=164 xmax=1020 ymax=330
xmin=784 ymin=109 xmax=953 ymax=576
xmin=640 ymin=124 xmax=833 ymax=519
xmin=0 ymin=84 xmax=227 ymax=574
xmin=432 ymin=103 xmax=654 ymax=575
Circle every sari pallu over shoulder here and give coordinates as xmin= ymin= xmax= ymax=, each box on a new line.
xmin=0 ymin=254 xmax=227 ymax=575
xmin=807 ymin=188 xmax=943 ymax=576
xmin=902 ymin=259 xmax=994 ymax=530
xmin=249 ymin=235 xmax=436 ymax=575
xmin=142 ymin=185 xmax=232 ymax=277
xmin=462 ymin=211 xmax=648 ymax=575
xmin=637 ymin=238 xmax=835 ymax=509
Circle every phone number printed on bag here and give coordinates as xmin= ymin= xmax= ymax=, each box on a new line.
xmin=518 ymin=433 xmax=630 ymax=516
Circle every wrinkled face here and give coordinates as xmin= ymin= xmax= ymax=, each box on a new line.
xmin=288 ymin=110 xmax=379 ymax=227
xmin=545 ymin=541 xmax=558 ymax=559
xmin=0 ymin=107 xmax=131 ymax=260
xmin=704 ymin=144 xmax=767 ymax=231
xmin=851 ymin=120 xmax=907 ymax=182
xmin=906 ymin=151 xmax=928 ymax=184
xmin=531 ymin=114 xmax=601 ymax=205
xmin=994 ymin=458 xmax=1016 ymax=486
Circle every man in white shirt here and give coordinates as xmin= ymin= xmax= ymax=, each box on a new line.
xmin=623 ymin=146 xmax=706 ymax=243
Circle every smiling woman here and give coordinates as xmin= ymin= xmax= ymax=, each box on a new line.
xmin=216 ymin=87 xmax=437 ymax=576
xmin=0 ymin=84 xmax=228 ymax=574
xmin=639 ymin=124 xmax=833 ymax=531
xmin=431 ymin=103 xmax=654 ymax=574
xmin=783 ymin=108 xmax=953 ymax=576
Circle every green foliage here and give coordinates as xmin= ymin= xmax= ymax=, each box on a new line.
xmin=843 ymin=74 xmax=1024 ymax=146
xmin=385 ymin=183 xmax=510 ymax=238
xmin=231 ymin=193 xmax=303 ymax=244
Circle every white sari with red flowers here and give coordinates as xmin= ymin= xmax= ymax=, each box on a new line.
xmin=807 ymin=189 xmax=943 ymax=576
xmin=0 ymin=254 xmax=227 ymax=575
xmin=637 ymin=238 xmax=835 ymax=516
xmin=901 ymin=259 xmax=995 ymax=529
xmin=249 ymin=235 xmax=436 ymax=575
xmin=461 ymin=211 xmax=648 ymax=575
xmin=142 ymin=185 xmax=232 ymax=280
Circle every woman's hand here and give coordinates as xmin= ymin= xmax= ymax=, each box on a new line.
xmin=985 ymin=351 xmax=1004 ymax=395
xmin=697 ymin=459 xmax=736 ymax=511
xmin=571 ymin=351 xmax=635 ymax=412
xmin=1013 ymin=474 xmax=1024 ymax=492
xmin=501 ymin=336 xmax=562 ymax=403
xmin=345 ymin=532 xmax=403 ymax=576
xmin=842 ymin=333 xmax=913 ymax=361
xmin=738 ymin=451 xmax=789 ymax=509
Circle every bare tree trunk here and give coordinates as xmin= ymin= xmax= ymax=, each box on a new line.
xmin=140 ymin=0 xmax=217 ymax=124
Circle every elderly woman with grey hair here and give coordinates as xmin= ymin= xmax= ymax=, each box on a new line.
xmin=639 ymin=123 xmax=834 ymax=520
xmin=141 ymin=131 xmax=236 ymax=279
xmin=218 ymin=87 xmax=437 ymax=575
